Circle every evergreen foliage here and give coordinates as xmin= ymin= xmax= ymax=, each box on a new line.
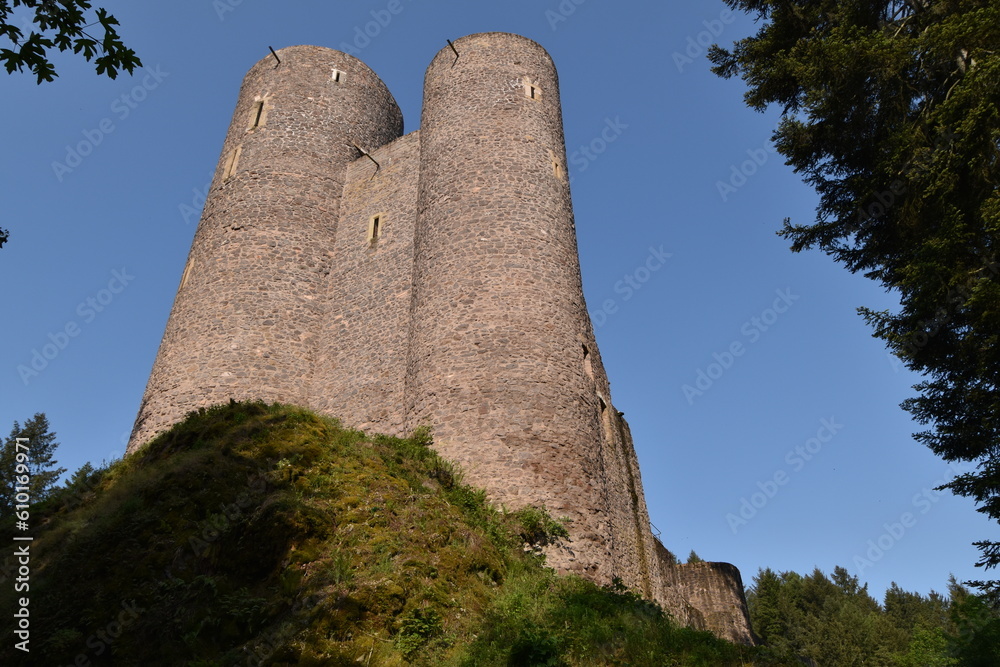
xmin=747 ymin=567 xmax=1000 ymax=665
xmin=711 ymin=0 xmax=1000 ymax=591
xmin=0 ymin=413 xmax=65 ymax=513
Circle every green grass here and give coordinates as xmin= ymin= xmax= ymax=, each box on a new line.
xmin=0 ymin=401 xmax=757 ymax=665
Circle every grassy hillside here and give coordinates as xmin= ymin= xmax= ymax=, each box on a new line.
xmin=0 ymin=401 xmax=754 ymax=665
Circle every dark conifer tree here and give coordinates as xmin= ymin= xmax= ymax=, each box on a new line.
xmin=711 ymin=0 xmax=1000 ymax=591
xmin=0 ymin=413 xmax=65 ymax=513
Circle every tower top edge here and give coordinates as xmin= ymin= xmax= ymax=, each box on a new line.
xmin=245 ymin=45 xmax=390 ymax=81
xmin=243 ymin=44 xmax=402 ymax=122
xmin=430 ymin=32 xmax=555 ymax=64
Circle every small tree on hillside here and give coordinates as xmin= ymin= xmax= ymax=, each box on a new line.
xmin=0 ymin=413 xmax=65 ymax=513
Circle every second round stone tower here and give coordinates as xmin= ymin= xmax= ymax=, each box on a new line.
xmin=405 ymin=33 xmax=654 ymax=585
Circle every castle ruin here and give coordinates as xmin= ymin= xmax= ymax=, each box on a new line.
xmin=127 ymin=33 xmax=753 ymax=644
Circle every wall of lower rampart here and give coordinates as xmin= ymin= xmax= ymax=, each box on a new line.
xmin=655 ymin=542 xmax=756 ymax=645
xmin=654 ymin=541 xmax=708 ymax=628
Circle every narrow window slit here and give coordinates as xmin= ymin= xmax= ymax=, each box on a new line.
xmin=252 ymin=101 xmax=264 ymax=128
xmin=523 ymin=76 xmax=542 ymax=100
xmin=223 ymin=145 xmax=242 ymax=180
xmin=368 ymin=213 xmax=384 ymax=245
xmin=583 ymin=344 xmax=594 ymax=379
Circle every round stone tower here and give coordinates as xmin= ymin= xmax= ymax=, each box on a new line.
xmin=127 ymin=46 xmax=402 ymax=453
xmin=405 ymin=33 xmax=619 ymax=581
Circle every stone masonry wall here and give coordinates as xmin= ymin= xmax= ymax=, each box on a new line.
xmin=126 ymin=35 xmax=754 ymax=645
xmin=605 ymin=410 xmax=665 ymax=600
xmin=310 ymin=131 xmax=420 ymax=435
xmin=406 ymin=33 xmax=623 ymax=583
xmin=654 ymin=541 xmax=708 ymax=629
xmin=128 ymin=46 xmax=402 ymax=453
xmin=656 ymin=541 xmax=756 ymax=645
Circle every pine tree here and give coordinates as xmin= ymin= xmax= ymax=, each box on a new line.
xmin=946 ymin=577 xmax=1000 ymax=666
xmin=0 ymin=413 xmax=66 ymax=513
xmin=711 ymin=0 xmax=1000 ymax=591
xmin=747 ymin=568 xmax=788 ymax=647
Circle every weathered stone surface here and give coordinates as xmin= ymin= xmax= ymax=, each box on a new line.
xmin=126 ymin=34 xmax=754 ymax=645
xmin=656 ymin=541 xmax=756 ymax=645
xmin=129 ymin=45 xmax=402 ymax=448
xmin=311 ymin=130 xmax=420 ymax=434
xmin=405 ymin=33 xmax=659 ymax=594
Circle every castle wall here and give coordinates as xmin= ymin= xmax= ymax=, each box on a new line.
xmin=654 ymin=541 xmax=708 ymax=629
xmin=655 ymin=543 xmax=756 ymax=645
xmin=128 ymin=46 xmax=403 ymax=453
xmin=604 ymin=407 xmax=665 ymax=600
xmin=310 ymin=131 xmax=420 ymax=434
xmin=125 ymin=36 xmax=755 ymax=646
xmin=404 ymin=33 xmax=645 ymax=586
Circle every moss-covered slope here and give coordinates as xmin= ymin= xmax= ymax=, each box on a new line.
xmin=0 ymin=401 xmax=753 ymax=666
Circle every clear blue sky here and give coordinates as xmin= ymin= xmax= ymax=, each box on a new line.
xmin=2 ymin=0 xmax=994 ymax=603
